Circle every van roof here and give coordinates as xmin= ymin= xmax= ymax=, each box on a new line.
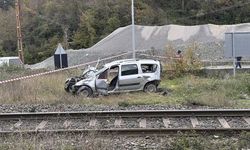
xmin=0 ymin=57 xmax=20 ymax=60
xmin=104 ymin=59 xmax=158 ymax=67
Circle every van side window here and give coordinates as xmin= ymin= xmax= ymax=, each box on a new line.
xmin=121 ymin=64 xmax=138 ymax=76
xmin=141 ymin=64 xmax=157 ymax=73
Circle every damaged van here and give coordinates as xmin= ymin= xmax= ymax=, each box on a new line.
xmin=67 ymin=59 xmax=161 ymax=97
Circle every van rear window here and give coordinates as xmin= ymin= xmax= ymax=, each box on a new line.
xmin=141 ymin=64 xmax=157 ymax=73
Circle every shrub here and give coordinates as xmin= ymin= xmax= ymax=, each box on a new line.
xmin=170 ymin=133 xmax=207 ymax=150
xmin=164 ymin=43 xmax=202 ymax=78
xmin=118 ymin=101 xmax=130 ymax=107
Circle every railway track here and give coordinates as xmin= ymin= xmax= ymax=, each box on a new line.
xmin=0 ymin=109 xmax=250 ymax=135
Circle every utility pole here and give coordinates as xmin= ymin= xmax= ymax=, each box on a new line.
xmin=131 ymin=0 xmax=136 ymax=59
xmin=64 ymin=27 xmax=69 ymax=50
xmin=15 ymin=0 xmax=24 ymax=64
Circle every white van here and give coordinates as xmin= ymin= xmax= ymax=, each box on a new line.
xmin=0 ymin=57 xmax=23 ymax=67
xmin=66 ymin=59 xmax=161 ymax=97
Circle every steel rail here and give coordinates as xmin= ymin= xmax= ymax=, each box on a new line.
xmin=0 ymin=109 xmax=249 ymax=136
xmin=1 ymin=128 xmax=250 ymax=136
xmin=0 ymin=109 xmax=249 ymax=120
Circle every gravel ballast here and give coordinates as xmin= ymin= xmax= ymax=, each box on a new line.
xmin=0 ymin=104 xmax=214 ymax=113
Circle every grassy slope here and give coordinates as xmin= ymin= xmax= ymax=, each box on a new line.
xmin=0 ymin=66 xmax=250 ymax=108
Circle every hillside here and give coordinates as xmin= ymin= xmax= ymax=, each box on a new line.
xmin=1 ymin=0 xmax=250 ymax=64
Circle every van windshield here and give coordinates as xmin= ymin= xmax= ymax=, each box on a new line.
xmin=95 ymin=66 xmax=108 ymax=75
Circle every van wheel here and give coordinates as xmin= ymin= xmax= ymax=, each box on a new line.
xmin=77 ymin=86 xmax=93 ymax=97
xmin=144 ymin=83 xmax=157 ymax=93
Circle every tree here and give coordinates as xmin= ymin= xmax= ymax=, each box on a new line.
xmin=0 ymin=0 xmax=250 ymax=64
xmin=107 ymin=16 xmax=121 ymax=33
xmin=0 ymin=7 xmax=17 ymax=56
xmin=72 ymin=12 xmax=96 ymax=49
xmin=136 ymin=1 xmax=157 ymax=25
xmin=0 ymin=0 xmax=15 ymax=11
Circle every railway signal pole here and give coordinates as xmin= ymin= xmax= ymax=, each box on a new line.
xmin=15 ymin=0 xmax=24 ymax=64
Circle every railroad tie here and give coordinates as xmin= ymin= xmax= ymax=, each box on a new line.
xmin=139 ymin=118 xmax=147 ymax=128
xmin=190 ymin=117 xmax=199 ymax=128
xmin=243 ymin=117 xmax=250 ymax=125
xmin=89 ymin=119 xmax=97 ymax=127
xmin=35 ymin=121 xmax=48 ymax=131
xmin=63 ymin=120 xmax=72 ymax=128
xmin=217 ymin=117 xmax=230 ymax=128
xmin=114 ymin=119 xmax=123 ymax=127
xmin=10 ymin=120 xmax=23 ymax=130
xmin=162 ymin=118 xmax=170 ymax=128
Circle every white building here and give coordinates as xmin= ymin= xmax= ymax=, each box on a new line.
xmin=0 ymin=57 xmax=23 ymax=67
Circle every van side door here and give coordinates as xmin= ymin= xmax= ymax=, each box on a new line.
xmin=118 ymin=64 xmax=143 ymax=90
xmin=95 ymin=69 xmax=109 ymax=94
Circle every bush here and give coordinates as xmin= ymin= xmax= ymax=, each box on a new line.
xmin=0 ymin=64 xmax=25 ymax=81
xmin=0 ymin=64 xmax=23 ymax=72
xmin=170 ymin=133 xmax=208 ymax=150
xmin=118 ymin=101 xmax=130 ymax=107
xmin=164 ymin=43 xmax=202 ymax=78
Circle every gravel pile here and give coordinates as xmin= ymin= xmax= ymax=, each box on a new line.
xmin=28 ymin=23 xmax=250 ymax=69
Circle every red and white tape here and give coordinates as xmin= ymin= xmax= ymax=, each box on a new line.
xmin=0 ymin=52 xmax=130 ymax=85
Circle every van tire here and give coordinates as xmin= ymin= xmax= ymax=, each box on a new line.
xmin=144 ymin=83 xmax=157 ymax=93
xmin=77 ymin=86 xmax=93 ymax=97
